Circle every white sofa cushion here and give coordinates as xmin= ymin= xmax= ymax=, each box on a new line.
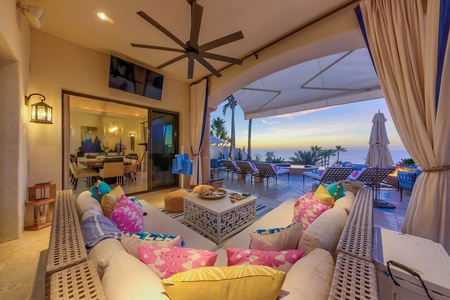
xmin=221 ymin=198 xmax=298 ymax=249
xmin=88 ymin=238 xmax=125 ymax=278
xmin=333 ymin=191 xmax=355 ymax=214
xmin=102 ymin=250 xmax=168 ymax=300
xmin=139 ymin=200 xmax=218 ymax=251
xmin=76 ymin=190 xmax=103 ymax=219
xmin=279 ymin=248 xmax=334 ymax=300
xmin=297 ymin=206 xmax=348 ymax=257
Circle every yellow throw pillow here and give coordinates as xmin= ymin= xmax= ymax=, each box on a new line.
xmin=161 ymin=265 xmax=286 ymax=300
xmin=101 ymin=185 xmax=125 ymax=217
xmin=314 ymin=184 xmax=334 ymax=206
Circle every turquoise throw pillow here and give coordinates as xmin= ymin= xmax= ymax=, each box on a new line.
xmin=90 ymin=180 xmax=111 ymax=202
xmin=327 ymin=182 xmax=345 ymax=200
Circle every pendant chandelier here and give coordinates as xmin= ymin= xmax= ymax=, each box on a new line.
xmin=104 ymin=104 xmax=123 ymax=137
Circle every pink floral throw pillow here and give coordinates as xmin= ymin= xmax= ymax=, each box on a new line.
xmin=227 ymin=248 xmax=304 ymax=272
xmin=110 ymin=194 xmax=144 ymax=233
xmin=138 ymin=245 xmax=218 ymax=279
xmin=292 ymin=192 xmax=331 ymax=230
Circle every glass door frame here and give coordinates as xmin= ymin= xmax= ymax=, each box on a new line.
xmin=62 ymin=90 xmax=179 ymax=194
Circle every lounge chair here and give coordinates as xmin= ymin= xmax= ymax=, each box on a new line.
xmin=221 ymin=159 xmax=241 ymax=180
xmin=236 ymin=161 xmax=259 ymax=184
xmin=253 ymin=162 xmax=289 ymax=187
xmin=303 ymin=167 xmax=354 ymax=186
xmin=348 ymin=167 xmax=395 ymax=186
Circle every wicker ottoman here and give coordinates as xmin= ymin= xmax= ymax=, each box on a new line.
xmin=164 ymin=189 xmax=188 ymax=213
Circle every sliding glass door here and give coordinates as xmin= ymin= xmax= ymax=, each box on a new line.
xmin=149 ymin=110 xmax=178 ymax=189
xmin=63 ymin=91 xmax=179 ymax=196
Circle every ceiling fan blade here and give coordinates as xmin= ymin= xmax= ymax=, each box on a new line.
xmin=187 ymin=58 xmax=195 ymax=79
xmin=199 ymin=31 xmax=244 ymax=52
xmin=189 ymin=3 xmax=203 ymax=48
xmin=130 ymin=43 xmax=186 ymax=53
xmin=137 ymin=11 xmax=187 ymax=50
xmin=157 ymin=54 xmax=187 ymax=69
xmin=201 ymin=52 xmax=243 ymax=65
xmin=196 ymin=57 xmax=222 ymax=78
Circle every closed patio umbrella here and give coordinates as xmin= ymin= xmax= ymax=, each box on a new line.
xmin=366 ymin=111 xmax=395 ymax=208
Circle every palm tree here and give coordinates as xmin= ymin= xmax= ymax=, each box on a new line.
xmin=246 ymin=119 xmax=252 ymax=161
xmin=319 ymin=149 xmax=336 ymax=167
xmin=210 ymin=117 xmax=228 ymax=140
xmin=222 ymin=95 xmax=237 ymax=158
xmin=335 ymin=145 xmax=347 ymax=166
xmin=289 ymin=150 xmax=320 ymax=165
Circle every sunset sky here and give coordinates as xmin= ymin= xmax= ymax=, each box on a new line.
xmin=210 ymin=97 xmax=405 ymax=151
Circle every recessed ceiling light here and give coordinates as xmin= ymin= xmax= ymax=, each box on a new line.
xmin=97 ymin=12 xmax=114 ymax=24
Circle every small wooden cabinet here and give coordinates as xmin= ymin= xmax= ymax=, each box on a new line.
xmin=25 ymin=183 xmax=56 ymax=230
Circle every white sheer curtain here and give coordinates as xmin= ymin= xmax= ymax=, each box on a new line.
xmin=190 ymin=79 xmax=208 ymax=186
xmin=360 ymin=0 xmax=450 ymax=252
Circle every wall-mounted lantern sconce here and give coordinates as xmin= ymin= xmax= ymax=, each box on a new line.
xmin=129 ymin=132 xmax=136 ymax=151
xmin=25 ymin=93 xmax=53 ymax=124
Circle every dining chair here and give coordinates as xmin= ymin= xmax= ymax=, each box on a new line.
xmin=70 ymin=162 xmax=99 ymax=190
xmin=99 ymin=161 xmax=125 ymax=185
xmin=124 ymin=159 xmax=139 ymax=183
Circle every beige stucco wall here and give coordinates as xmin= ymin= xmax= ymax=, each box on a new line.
xmin=0 ymin=0 xmax=31 ymax=242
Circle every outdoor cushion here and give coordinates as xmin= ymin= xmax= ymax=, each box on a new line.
xmin=327 ymin=181 xmax=345 ymax=200
xmin=161 ymin=265 xmax=286 ymax=300
xmin=227 ymin=248 xmax=305 ymax=272
xmin=314 ymin=185 xmax=335 ymax=206
xmin=138 ymin=245 xmax=218 ymax=279
xmin=292 ymin=193 xmax=331 ymax=230
xmin=249 ymin=221 xmax=303 ymax=251
xmin=279 ymin=248 xmax=334 ymax=300
xmin=297 ymin=206 xmax=348 ymax=257
xmin=121 ymin=232 xmax=184 ymax=258
xmin=102 ymin=250 xmax=167 ymax=300
xmin=110 ymin=194 xmax=144 ymax=233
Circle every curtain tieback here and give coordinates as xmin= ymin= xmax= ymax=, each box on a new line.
xmin=421 ymin=165 xmax=450 ymax=173
xmin=192 ymin=153 xmax=201 ymax=157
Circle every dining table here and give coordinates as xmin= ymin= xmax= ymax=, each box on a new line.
xmin=79 ymin=159 xmax=131 ymax=169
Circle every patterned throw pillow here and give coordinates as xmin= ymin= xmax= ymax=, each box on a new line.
xmin=110 ymin=194 xmax=144 ymax=233
xmin=138 ymin=245 xmax=218 ymax=279
xmin=121 ymin=232 xmax=185 ymax=258
xmin=327 ymin=181 xmax=345 ymax=200
xmin=292 ymin=193 xmax=331 ymax=230
xmin=249 ymin=222 xmax=303 ymax=251
xmin=227 ymin=248 xmax=305 ymax=272
xmin=314 ymin=184 xmax=335 ymax=206
xmin=101 ymin=185 xmax=124 ymax=217
xmin=161 ymin=265 xmax=286 ymax=300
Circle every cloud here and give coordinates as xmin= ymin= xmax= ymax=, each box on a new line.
xmin=262 ymin=119 xmax=281 ymax=125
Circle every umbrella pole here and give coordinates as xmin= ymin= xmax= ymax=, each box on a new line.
xmin=373 ymin=166 xmax=396 ymax=209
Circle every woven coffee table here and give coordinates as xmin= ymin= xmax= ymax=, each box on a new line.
xmin=183 ymin=191 xmax=257 ymax=244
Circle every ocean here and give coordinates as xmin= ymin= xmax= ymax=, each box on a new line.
xmin=249 ymin=148 xmax=411 ymax=165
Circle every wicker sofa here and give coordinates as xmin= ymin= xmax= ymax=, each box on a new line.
xmin=45 ymin=188 xmax=378 ymax=300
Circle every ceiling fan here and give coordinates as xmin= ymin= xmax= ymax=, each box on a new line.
xmin=131 ymin=0 xmax=244 ymax=79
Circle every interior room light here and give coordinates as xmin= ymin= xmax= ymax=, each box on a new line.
xmin=97 ymin=12 xmax=114 ymax=24
xmin=25 ymin=93 xmax=53 ymax=124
